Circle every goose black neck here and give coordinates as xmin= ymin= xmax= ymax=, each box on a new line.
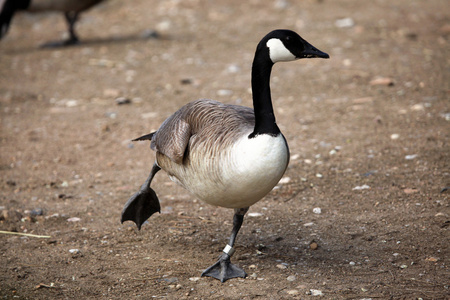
xmin=249 ymin=54 xmax=279 ymax=138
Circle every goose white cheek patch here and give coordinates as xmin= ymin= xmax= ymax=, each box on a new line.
xmin=267 ymin=38 xmax=296 ymax=63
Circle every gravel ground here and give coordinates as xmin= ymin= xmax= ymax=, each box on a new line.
xmin=0 ymin=0 xmax=449 ymax=299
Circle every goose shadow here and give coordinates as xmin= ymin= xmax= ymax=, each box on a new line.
xmin=1 ymin=30 xmax=175 ymax=55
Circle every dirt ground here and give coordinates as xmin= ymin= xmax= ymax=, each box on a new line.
xmin=0 ymin=0 xmax=449 ymax=299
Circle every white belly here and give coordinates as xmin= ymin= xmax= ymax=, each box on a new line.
xmin=169 ymin=133 xmax=289 ymax=208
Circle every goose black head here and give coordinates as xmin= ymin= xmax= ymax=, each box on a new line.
xmin=261 ymin=29 xmax=329 ymax=63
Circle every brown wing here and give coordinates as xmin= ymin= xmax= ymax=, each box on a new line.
xmin=150 ymin=110 xmax=192 ymax=164
xmin=151 ymin=99 xmax=255 ymax=164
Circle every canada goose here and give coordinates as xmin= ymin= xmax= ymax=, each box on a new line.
xmin=121 ymin=29 xmax=329 ymax=282
xmin=0 ymin=0 xmax=106 ymax=46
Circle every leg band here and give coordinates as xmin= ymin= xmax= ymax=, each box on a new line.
xmin=223 ymin=244 xmax=235 ymax=257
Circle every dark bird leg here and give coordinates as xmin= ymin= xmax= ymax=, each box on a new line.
xmin=41 ymin=11 xmax=80 ymax=48
xmin=64 ymin=11 xmax=80 ymax=45
xmin=121 ymin=163 xmax=161 ymax=230
xmin=202 ymin=207 xmax=249 ymax=282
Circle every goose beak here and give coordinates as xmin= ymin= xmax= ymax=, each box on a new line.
xmin=298 ymin=42 xmax=329 ymax=59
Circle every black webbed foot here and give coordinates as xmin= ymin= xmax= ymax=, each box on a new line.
xmin=201 ymin=208 xmax=249 ymax=282
xmin=121 ymin=164 xmax=161 ymax=230
xmin=201 ymin=253 xmax=247 ymax=283
xmin=121 ymin=186 xmax=160 ymax=230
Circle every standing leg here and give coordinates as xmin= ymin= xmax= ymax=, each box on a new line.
xmin=40 ymin=11 xmax=80 ymax=47
xmin=201 ymin=207 xmax=249 ymax=282
xmin=64 ymin=11 xmax=80 ymax=45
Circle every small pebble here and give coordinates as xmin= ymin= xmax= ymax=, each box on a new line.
xmin=279 ymin=177 xmax=291 ymax=184
xmin=162 ymin=277 xmax=178 ymax=283
xmin=227 ymin=64 xmax=241 ymax=73
xmin=141 ymin=29 xmax=159 ymax=39
xmin=156 ymin=20 xmax=171 ymax=32
xmin=69 ymin=249 xmax=80 ymax=254
xmin=105 ymin=112 xmax=117 ymax=119
xmin=287 ymin=275 xmax=296 ymax=282
xmin=390 ymin=133 xmax=400 ymax=140
xmin=349 ymin=261 xmax=356 ymax=266
xmin=335 ymin=17 xmax=354 ymax=28
xmin=276 ymin=264 xmax=287 ymax=269
xmin=65 ymin=100 xmax=78 ymax=107
xmin=403 ymin=188 xmax=418 ymax=194
xmin=189 ymin=277 xmax=200 ymax=282
xmin=30 ymin=208 xmax=44 ymax=216
xmin=312 ymin=207 xmax=321 ymax=214
xmin=310 ymin=241 xmax=318 ymax=250
xmin=352 ymin=184 xmax=370 ymax=190
xmin=248 ymin=212 xmax=263 ymax=217
xmin=411 ymin=103 xmax=425 ymax=111
xmin=287 ymin=289 xmax=299 ymax=295
xmin=217 ymin=89 xmax=233 ymax=96
xmin=370 ymin=77 xmax=394 ymax=86
xmin=405 ymin=154 xmax=418 ymax=160
xmin=343 ymin=58 xmax=352 ymax=67
xmin=310 ymin=289 xmax=323 ymax=296
xmin=180 ymin=78 xmax=193 ymax=85
xmin=115 ymin=97 xmax=131 ymax=105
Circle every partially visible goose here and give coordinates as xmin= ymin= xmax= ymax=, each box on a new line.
xmin=0 ymin=0 xmax=106 ymax=46
xmin=121 ymin=29 xmax=329 ymax=282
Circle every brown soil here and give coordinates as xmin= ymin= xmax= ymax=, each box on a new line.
xmin=1 ymin=0 xmax=449 ymax=299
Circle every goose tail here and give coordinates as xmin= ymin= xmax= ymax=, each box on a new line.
xmin=132 ymin=132 xmax=156 ymax=142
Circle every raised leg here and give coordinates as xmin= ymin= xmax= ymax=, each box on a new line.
xmin=121 ymin=163 xmax=161 ymax=230
xmin=201 ymin=207 xmax=249 ymax=282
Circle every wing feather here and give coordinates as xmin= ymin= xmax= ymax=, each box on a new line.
xmin=150 ymin=99 xmax=255 ymax=165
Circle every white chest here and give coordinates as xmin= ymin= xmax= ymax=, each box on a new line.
xmin=229 ymin=133 xmax=289 ymax=183
xmin=179 ymin=133 xmax=289 ymax=208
